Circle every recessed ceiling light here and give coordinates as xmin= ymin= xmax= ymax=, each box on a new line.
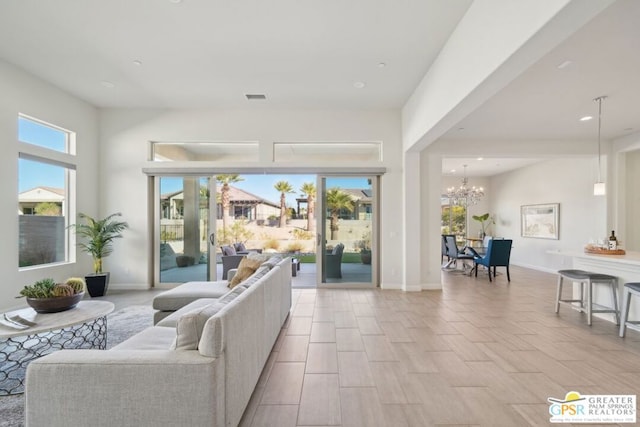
xmin=557 ymin=60 xmax=572 ymax=69
xmin=100 ymin=80 xmax=115 ymax=88
xmin=245 ymin=94 xmax=266 ymax=100
xmin=377 ymin=62 xmax=386 ymax=68
xmin=353 ymin=81 xmax=366 ymax=89
xmin=133 ymin=60 xmax=142 ymax=66
xmin=477 ymin=157 xmax=483 ymax=161
xmin=450 ymin=169 xmax=456 ymax=173
xmin=580 ymin=116 xmax=593 ymax=121
xmin=457 ymin=127 xmax=464 ymax=131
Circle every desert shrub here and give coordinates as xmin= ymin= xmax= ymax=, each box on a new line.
xmin=218 ymin=220 xmax=254 ymax=245
xmin=292 ymin=229 xmax=313 ymax=240
xmin=263 ymin=238 xmax=280 ymax=251
xmin=286 ymin=241 xmax=305 ymax=253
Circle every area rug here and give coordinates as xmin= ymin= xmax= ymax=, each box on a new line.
xmin=0 ymin=305 xmax=154 ymax=427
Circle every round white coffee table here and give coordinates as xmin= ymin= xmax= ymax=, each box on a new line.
xmin=0 ymin=300 xmax=114 ymax=395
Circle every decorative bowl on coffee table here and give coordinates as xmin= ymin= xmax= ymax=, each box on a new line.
xmin=26 ymin=293 xmax=84 ymax=313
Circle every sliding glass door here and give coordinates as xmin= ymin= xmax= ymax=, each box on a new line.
xmin=156 ymin=176 xmax=216 ymax=284
xmin=317 ymin=175 xmax=377 ymax=287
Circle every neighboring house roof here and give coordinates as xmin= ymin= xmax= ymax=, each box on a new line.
xmin=18 ymin=186 xmax=65 ymax=203
xmin=343 ymin=189 xmax=372 ymax=203
xmin=224 ymin=186 xmax=279 ymax=208
xmin=160 ymin=185 xmax=279 ymax=209
xmin=160 ymin=190 xmax=184 ymax=201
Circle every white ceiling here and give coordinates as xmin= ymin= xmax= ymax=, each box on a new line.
xmin=1 ymin=1 xmax=638 ymax=178
xmin=440 ymin=0 xmax=640 ymax=143
xmin=0 ymin=0 xmax=471 ymax=109
xmin=439 ymin=0 xmax=640 ymax=177
xmin=441 ymin=158 xmax=544 ymax=177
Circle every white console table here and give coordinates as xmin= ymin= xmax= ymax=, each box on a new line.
xmin=549 ymin=250 xmax=640 ymax=324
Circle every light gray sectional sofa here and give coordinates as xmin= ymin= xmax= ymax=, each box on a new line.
xmin=25 ymin=256 xmax=292 ymax=427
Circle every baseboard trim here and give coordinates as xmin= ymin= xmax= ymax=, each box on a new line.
xmin=107 ymin=283 xmax=151 ymax=291
xmin=510 ymin=261 xmax=558 ymax=274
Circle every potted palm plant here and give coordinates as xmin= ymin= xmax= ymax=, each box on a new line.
xmin=472 ymin=213 xmax=493 ymax=238
xmin=71 ymin=212 xmax=129 ymax=297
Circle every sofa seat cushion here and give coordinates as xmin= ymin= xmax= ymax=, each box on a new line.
xmin=111 ymin=326 xmax=176 ymax=351
xmin=156 ymin=298 xmax=219 ymax=328
xmin=153 ymin=280 xmax=230 ymax=311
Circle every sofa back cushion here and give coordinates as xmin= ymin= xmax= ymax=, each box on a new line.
xmin=261 ymin=255 xmax=283 ymax=270
xmin=241 ymin=265 xmax=270 ymax=288
xmin=219 ymin=285 xmax=246 ymax=304
xmin=172 ymin=302 xmax=226 ymax=351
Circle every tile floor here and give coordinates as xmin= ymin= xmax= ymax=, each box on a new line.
xmin=238 ymin=265 xmax=640 ymax=427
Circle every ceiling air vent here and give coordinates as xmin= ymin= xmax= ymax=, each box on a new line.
xmin=245 ymin=94 xmax=267 ymax=100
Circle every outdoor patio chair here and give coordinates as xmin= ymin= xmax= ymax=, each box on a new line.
xmin=221 ymin=254 xmax=245 ymax=280
xmin=325 ymin=243 xmax=344 ymax=278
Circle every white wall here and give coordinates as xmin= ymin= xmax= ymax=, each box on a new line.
xmin=490 ymin=158 xmax=606 ymax=273
xmin=98 ymin=108 xmax=405 ymax=289
xmin=0 ymin=60 xmax=99 ymax=312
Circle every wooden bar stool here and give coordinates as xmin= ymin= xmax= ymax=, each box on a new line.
xmin=555 ymin=269 xmax=619 ymax=326
xmin=619 ymin=283 xmax=640 ymax=337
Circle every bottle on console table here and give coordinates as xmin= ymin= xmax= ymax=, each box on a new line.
xmin=608 ymin=230 xmax=617 ymax=250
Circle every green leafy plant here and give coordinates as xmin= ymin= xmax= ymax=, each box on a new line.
xmin=17 ymin=277 xmax=85 ymax=298
xmin=355 ymin=230 xmax=372 ymax=254
xmin=70 ymin=212 xmax=129 ymax=274
xmin=472 ymin=213 xmax=494 ymax=236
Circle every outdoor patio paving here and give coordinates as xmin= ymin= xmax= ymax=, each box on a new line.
xmin=159 ymin=259 xmax=372 ymax=288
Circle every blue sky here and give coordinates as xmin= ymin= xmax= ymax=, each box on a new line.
xmin=18 ymin=117 xmax=67 ymax=193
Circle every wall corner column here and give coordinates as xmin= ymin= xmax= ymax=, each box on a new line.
xmin=403 ymin=151 xmax=422 ymax=291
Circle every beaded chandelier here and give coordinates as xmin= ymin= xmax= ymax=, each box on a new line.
xmin=446 ymin=165 xmax=484 ymax=206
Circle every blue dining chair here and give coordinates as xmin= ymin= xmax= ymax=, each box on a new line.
xmin=473 ymin=239 xmax=512 ymax=282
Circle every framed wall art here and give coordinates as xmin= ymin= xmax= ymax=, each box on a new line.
xmin=521 ymin=203 xmax=559 ymax=239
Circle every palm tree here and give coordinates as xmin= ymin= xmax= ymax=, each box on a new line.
xmin=216 ymin=174 xmax=243 ymax=240
xmin=274 ymin=180 xmax=294 ymax=228
xmin=326 ymin=188 xmax=354 ymax=240
xmin=300 ymin=182 xmax=316 ymax=232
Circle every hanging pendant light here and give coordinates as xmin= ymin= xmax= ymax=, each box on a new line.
xmin=593 ymin=95 xmax=607 ymax=196
xmin=446 ymin=164 xmax=484 ymax=206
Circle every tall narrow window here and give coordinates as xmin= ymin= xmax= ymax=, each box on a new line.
xmin=441 ymin=197 xmax=467 ymax=242
xmin=18 ymin=115 xmax=75 ymax=268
